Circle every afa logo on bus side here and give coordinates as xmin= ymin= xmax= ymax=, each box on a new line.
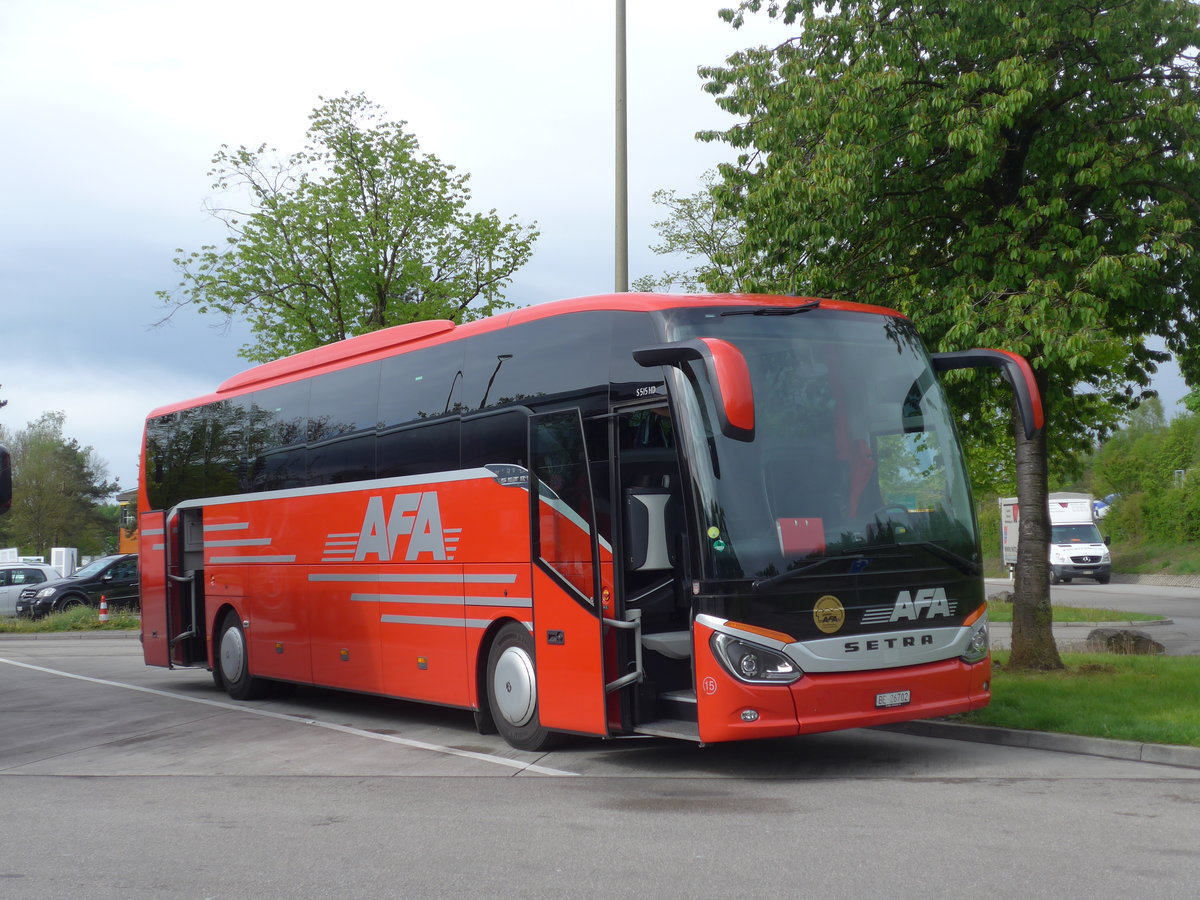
xmin=353 ymin=492 xmax=459 ymax=561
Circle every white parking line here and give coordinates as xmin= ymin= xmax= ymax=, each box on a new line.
xmin=0 ymin=657 xmax=577 ymax=777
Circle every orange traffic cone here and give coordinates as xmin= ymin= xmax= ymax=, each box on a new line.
xmin=99 ymin=596 xmax=109 ymax=623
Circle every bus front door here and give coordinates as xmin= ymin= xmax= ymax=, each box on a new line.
xmin=528 ymin=410 xmax=609 ymax=737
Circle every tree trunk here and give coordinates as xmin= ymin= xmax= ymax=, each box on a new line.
xmin=1007 ymin=399 xmax=1064 ymax=670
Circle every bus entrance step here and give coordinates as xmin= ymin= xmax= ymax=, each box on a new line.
xmin=633 ymin=719 xmax=700 ymax=742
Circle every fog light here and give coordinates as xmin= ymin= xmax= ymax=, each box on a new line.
xmin=741 ymin=709 xmax=759 ymax=722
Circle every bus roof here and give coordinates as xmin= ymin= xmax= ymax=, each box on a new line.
xmin=146 ymin=293 xmax=905 ymax=419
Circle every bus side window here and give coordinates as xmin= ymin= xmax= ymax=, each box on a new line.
xmin=461 ymin=409 xmax=528 ymax=469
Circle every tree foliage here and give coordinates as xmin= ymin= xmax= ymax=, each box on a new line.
xmin=632 ymin=171 xmax=748 ymax=292
xmin=684 ymin=0 xmax=1200 ymax=669
xmin=0 ymin=412 xmax=120 ymax=558
xmin=1088 ymin=401 xmax=1200 ymax=544
xmin=159 ymin=93 xmax=539 ymax=363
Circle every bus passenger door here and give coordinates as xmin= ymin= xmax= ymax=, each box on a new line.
xmin=139 ymin=511 xmax=170 ymax=667
xmin=528 ymin=409 xmax=609 ymax=737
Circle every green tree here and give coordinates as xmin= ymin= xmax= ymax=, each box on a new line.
xmin=633 ymin=171 xmax=747 ymax=292
xmin=688 ymin=0 xmax=1200 ymax=668
xmin=159 ymin=93 xmax=539 ymax=363
xmin=0 ymin=412 xmax=119 ymax=558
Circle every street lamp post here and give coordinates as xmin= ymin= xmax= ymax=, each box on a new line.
xmin=615 ymin=0 xmax=629 ymax=292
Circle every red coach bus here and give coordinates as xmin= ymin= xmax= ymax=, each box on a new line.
xmin=138 ymin=293 xmax=1041 ymax=749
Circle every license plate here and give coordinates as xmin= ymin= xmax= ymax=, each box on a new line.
xmin=875 ymin=690 xmax=911 ymax=709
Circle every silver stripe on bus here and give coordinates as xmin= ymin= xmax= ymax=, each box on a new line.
xmin=466 ymin=596 xmax=533 ymax=608
xmin=204 ymin=522 xmax=249 ymax=532
xmin=308 ymin=573 xmax=518 ymax=584
xmin=208 ymin=555 xmax=298 ymax=564
xmin=350 ymin=593 xmax=463 ymax=605
xmin=205 ymin=538 xmax=274 ymax=548
xmin=152 ymin=544 xmax=165 ymax=551
xmin=380 ymin=615 xmax=532 ymax=630
xmin=143 ymin=528 xmax=165 ymax=536
xmin=346 ymin=593 xmax=532 ymax=608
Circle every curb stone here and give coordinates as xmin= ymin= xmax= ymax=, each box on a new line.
xmin=875 ymin=720 xmax=1200 ymax=770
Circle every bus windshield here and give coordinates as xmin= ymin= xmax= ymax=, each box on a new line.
xmin=661 ymin=306 xmax=979 ymax=587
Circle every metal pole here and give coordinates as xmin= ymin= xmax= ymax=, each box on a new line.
xmin=615 ymin=0 xmax=629 ymax=292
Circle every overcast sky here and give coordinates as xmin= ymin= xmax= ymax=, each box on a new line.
xmin=0 ymin=1 xmax=1188 ymax=492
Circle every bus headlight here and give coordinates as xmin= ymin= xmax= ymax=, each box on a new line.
xmin=961 ymin=621 xmax=989 ymax=664
xmin=711 ymin=633 xmax=801 ymax=684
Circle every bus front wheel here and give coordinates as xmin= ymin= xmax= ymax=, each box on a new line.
xmin=486 ymin=622 xmax=560 ymax=752
xmin=216 ymin=611 xmax=269 ymax=701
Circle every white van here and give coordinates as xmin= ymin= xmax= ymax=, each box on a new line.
xmin=999 ymin=492 xmax=1111 ymax=584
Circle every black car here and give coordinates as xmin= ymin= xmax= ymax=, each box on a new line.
xmin=15 ymin=554 xmax=139 ymax=618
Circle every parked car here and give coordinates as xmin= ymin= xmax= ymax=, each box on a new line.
xmin=0 ymin=562 xmax=61 ymax=617
xmin=15 ymin=554 xmax=139 ymax=618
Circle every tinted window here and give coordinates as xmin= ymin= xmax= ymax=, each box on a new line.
xmin=610 ymin=311 xmax=666 ymax=404
xmin=308 ymin=363 xmax=380 ymax=485
xmin=462 ymin=409 xmax=528 ymax=469
xmin=309 ymin=363 xmax=381 ymax=440
xmin=206 ymin=398 xmax=250 ymax=497
xmin=110 ymin=558 xmax=138 ymax=580
xmin=380 ymin=343 xmax=465 ymax=426
xmin=146 ymin=405 xmax=210 ymax=510
xmin=462 ymin=315 xmax=611 ymax=415
xmin=253 ymin=382 xmax=311 ymax=450
xmin=378 ymin=419 xmax=461 ymax=479
xmin=249 ymin=382 xmax=310 ymax=490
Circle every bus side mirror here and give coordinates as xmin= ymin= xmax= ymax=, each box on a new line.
xmin=0 ymin=445 xmax=11 ymax=515
xmin=931 ymin=349 xmax=1044 ymax=440
xmin=633 ymin=339 xmax=755 ymax=441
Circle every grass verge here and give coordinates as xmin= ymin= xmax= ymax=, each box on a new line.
xmin=987 ymin=599 xmax=1163 ymax=623
xmin=0 ymin=606 xmax=141 ymax=633
xmin=956 ymin=651 xmax=1200 ymax=747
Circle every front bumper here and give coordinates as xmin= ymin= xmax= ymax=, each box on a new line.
xmin=1051 ymin=563 xmax=1111 ymax=581
xmin=692 ymin=616 xmax=991 ymax=743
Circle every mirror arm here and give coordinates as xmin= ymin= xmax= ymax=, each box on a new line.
xmin=633 ymin=339 xmax=754 ymax=441
xmin=931 ymin=349 xmax=1045 ymax=440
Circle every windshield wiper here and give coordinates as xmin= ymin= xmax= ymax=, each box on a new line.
xmin=831 ymin=540 xmax=982 ymax=577
xmin=751 ymin=557 xmax=838 ymax=592
xmin=751 ymin=540 xmax=980 ymax=592
xmin=720 ymin=301 xmax=819 ymax=317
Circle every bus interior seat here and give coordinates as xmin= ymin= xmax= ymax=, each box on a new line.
xmin=640 ymin=630 xmax=692 ymax=659
xmin=623 ymin=485 xmax=686 ymax=632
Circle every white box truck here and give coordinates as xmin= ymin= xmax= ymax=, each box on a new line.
xmin=998 ymin=492 xmax=1111 ymax=584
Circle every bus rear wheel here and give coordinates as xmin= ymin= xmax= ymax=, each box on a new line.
xmin=216 ymin=611 xmax=269 ymax=700
xmin=486 ymin=622 xmax=559 ymax=752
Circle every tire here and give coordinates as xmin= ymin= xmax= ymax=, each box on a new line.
xmin=216 ymin=611 xmax=269 ymax=700
xmin=486 ymin=622 xmax=559 ymax=751
xmin=1096 ymin=575 xmax=1111 ymax=585
xmin=1060 ymin=577 xmax=1072 ymax=584
xmin=58 ymin=595 xmax=86 ymax=612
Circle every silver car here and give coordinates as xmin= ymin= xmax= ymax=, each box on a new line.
xmin=0 ymin=562 xmax=61 ymax=617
